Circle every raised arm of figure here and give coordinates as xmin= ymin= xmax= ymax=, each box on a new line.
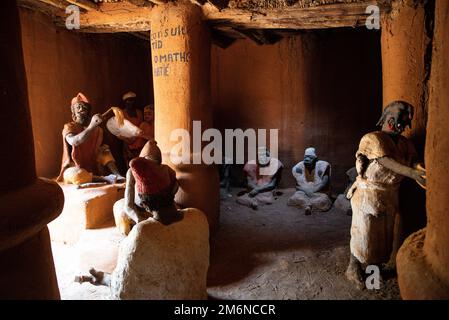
xmin=66 ymin=114 xmax=103 ymax=146
xmin=123 ymin=168 xmax=142 ymax=223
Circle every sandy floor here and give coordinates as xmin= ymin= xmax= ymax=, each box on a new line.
xmin=51 ymin=188 xmax=400 ymax=300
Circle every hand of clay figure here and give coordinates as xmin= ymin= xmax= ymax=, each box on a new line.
xmin=302 ymin=187 xmax=314 ymax=198
xmin=89 ymin=114 xmax=103 ymax=128
xmin=248 ymin=189 xmax=259 ymax=197
xmin=413 ymin=167 xmax=426 ymax=187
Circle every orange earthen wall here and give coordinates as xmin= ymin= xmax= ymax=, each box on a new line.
xmin=211 ymin=29 xmax=382 ymax=192
xmin=19 ymin=8 xmax=152 ymax=177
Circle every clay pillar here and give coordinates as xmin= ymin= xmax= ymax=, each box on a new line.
xmin=0 ymin=0 xmax=64 ymax=299
xmin=381 ymin=0 xmax=433 ymax=236
xmin=381 ymin=0 xmax=431 ymax=151
xmin=397 ymin=0 xmax=449 ymax=299
xmin=150 ymin=2 xmax=220 ymax=232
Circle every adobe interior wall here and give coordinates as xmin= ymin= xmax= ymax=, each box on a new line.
xmin=19 ymin=7 xmax=152 ymax=178
xmin=211 ymin=29 xmax=382 ymax=192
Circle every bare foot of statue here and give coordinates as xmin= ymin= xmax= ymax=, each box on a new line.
xmin=102 ymin=174 xmax=126 ymax=184
xmin=305 ymin=206 xmax=312 ymax=216
xmin=106 ymin=161 xmax=125 ymax=183
xmin=115 ymin=174 xmax=126 ymax=183
xmin=345 ymin=254 xmax=364 ymax=290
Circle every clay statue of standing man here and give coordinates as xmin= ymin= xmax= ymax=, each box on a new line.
xmin=287 ymin=147 xmax=332 ymax=215
xmin=345 ymin=101 xmax=426 ymax=288
xmin=236 ymin=146 xmax=283 ymax=210
xmin=57 ymin=93 xmax=124 ymax=186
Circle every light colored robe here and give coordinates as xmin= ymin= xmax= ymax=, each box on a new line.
xmin=288 ymin=160 xmax=332 ymax=211
xmin=348 ymin=131 xmax=417 ymax=264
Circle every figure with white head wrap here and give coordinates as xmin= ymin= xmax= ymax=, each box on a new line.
xmin=236 ymin=146 xmax=283 ymax=210
xmin=56 ymin=93 xmax=125 ymax=186
xmin=345 ymin=101 xmax=426 ymax=289
xmin=287 ymin=147 xmax=332 ymax=215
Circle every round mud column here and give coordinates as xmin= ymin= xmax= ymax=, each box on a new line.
xmin=381 ymin=0 xmax=433 ymax=238
xmin=396 ymin=0 xmax=449 ymax=299
xmin=150 ymin=2 xmax=220 ymax=233
xmin=0 ymin=0 xmax=64 ymax=299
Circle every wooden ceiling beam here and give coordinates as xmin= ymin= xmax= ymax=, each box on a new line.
xmin=203 ymin=1 xmax=387 ymax=30
xmin=123 ymin=0 xmax=153 ymax=6
xmin=147 ymin=0 xmax=167 ymax=5
xmin=19 ymin=0 xmax=391 ymax=32
xmin=34 ymin=0 xmax=68 ymax=10
xmin=65 ymin=0 xmax=99 ymax=11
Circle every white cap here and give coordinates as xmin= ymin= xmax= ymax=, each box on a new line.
xmin=304 ymin=147 xmax=316 ymax=157
xmin=122 ymin=91 xmax=137 ymax=101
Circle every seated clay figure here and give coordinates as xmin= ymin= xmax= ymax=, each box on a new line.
xmin=345 ymin=101 xmax=426 ymax=289
xmin=56 ymin=93 xmax=124 ymax=187
xmin=333 ymin=167 xmax=357 ymax=215
xmin=287 ymin=147 xmax=332 ymax=215
xmin=76 ymin=141 xmax=195 ymax=290
xmin=236 ymin=146 xmax=283 ymax=210
xmin=113 ymin=140 xmax=183 ymax=235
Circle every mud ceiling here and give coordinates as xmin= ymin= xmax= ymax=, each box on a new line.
xmin=17 ymin=0 xmax=391 ymax=46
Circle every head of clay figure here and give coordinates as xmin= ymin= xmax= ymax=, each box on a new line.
xmin=139 ymin=140 xmax=162 ymax=165
xmin=304 ymin=147 xmax=318 ymax=170
xmin=257 ymin=146 xmax=271 ymax=167
xmin=144 ymin=104 xmax=154 ymax=122
xmin=122 ymin=91 xmax=137 ymax=110
xmin=71 ymin=93 xmax=91 ymax=127
xmin=377 ymin=100 xmax=414 ymax=136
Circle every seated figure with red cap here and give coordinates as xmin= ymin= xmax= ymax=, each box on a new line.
xmin=113 ymin=140 xmax=183 ymax=235
xmin=57 ymin=93 xmax=125 ymax=186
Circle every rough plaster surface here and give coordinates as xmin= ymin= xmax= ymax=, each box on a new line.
xmin=48 ymin=183 xmax=125 ymax=245
xmin=111 ymin=208 xmax=209 ymax=300
xmin=397 ymin=0 xmax=449 ymax=299
xmin=0 ymin=1 xmax=62 ymax=299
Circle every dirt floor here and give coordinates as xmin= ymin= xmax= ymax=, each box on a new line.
xmin=51 ymin=188 xmax=400 ymax=300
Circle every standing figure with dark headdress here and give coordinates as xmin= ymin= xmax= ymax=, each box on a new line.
xmin=345 ymin=101 xmax=426 ymax=288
